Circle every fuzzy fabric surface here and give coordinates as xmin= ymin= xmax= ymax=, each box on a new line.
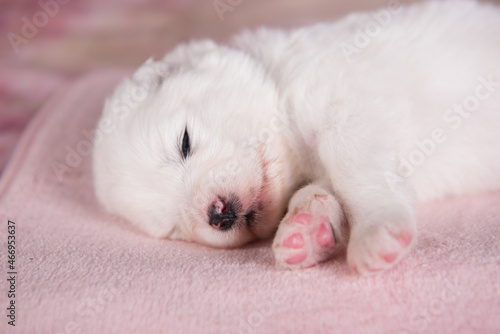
xmin=0 ymin=70 xmax=499 ymax=334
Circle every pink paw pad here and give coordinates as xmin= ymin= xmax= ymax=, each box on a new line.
xmin=293 ymin=213 xmax=311 ymax=225
xmin=283 ymin=233 xmax=305 ymax=249
xmin=316 ymin=221 xmax=335 ymax=248
xmin=382 ymin=252 xmax=398 ymax=263
xmin=399 ymin=231 xmax=413 ymax=247
xmin=285 ymin=252 xmax=307 ymax=265
xmin=274 ymin=195 xmax=342 ymax=269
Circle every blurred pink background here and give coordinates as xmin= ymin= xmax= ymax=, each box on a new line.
xmin=1 ymin=0 xmax=499 ymax=173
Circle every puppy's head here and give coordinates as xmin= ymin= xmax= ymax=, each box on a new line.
xmin=93 ymin=41 xmax=296 ymax=247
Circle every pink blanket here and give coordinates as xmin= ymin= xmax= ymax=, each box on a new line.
xmin=1 ymin=70 xmax=499 ymax=334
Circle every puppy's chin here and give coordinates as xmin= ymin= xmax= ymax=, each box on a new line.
xmin=184 ymin=205 xmax=285 ymax=249
xmin=189 ymin=228 xmax=258 ymax=249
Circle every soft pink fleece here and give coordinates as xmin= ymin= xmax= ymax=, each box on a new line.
xmin=0 ymin=70 xmax=499 ymax=334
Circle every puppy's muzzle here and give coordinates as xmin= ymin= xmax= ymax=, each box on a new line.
xmin=209 ymin=198 xmax=238 ymax=231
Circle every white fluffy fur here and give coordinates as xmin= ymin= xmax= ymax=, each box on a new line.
xmin=93 ymin=0 xmax=500 ymax=274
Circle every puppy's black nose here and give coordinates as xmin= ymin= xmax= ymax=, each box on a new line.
xmin=209 ymin=198 xmax=237 ymax=231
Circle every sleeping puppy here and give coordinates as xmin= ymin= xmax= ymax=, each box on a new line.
xmin=93 ymin=0 xmax=500 ymax=275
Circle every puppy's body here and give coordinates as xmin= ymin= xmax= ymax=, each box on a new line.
xmin=93 ymin=0 xmax=500 ymax=274
xmin=234 ymin=0 xmax=500 ymax=201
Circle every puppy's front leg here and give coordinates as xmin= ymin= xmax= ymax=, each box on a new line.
xmin=317 ymin=130 xmax=417 ymax=275
xmin=272 ymin=184 xmax=348 ymax=269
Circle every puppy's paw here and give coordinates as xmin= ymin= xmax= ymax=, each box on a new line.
xmin=347 ymin=218 xmax=416 ymax=275
xmin=272 ymin=185 xmax=346 ymax=269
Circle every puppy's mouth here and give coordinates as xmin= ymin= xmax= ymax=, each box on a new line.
xmin=245 ymin=146 xmax=270 ymax=229
xmin=244 ymin=210 xmax=257 ymax=227
xmin=243 ymin=196 xmax=264 ymax=228
xmin=251 ymin=142 xmax=273 ymax=223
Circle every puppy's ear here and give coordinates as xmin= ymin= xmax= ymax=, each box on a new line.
xmin=132 ymin=57 xmax=175 ymax=89
xmin=162 ymin=39 xmax=222 ymax=69
xmin=103 ymin=58 xmax=177 ymax=118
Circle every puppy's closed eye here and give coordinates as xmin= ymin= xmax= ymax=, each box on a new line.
xmin=181 ymin=128 xmax=191 ymax=159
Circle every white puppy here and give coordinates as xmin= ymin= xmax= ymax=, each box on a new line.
xmin=93 ymin=0 xmax=500 ymax=274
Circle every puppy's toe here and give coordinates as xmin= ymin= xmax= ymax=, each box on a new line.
xmin=347 ymin=221 xmax=416 ymax=275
